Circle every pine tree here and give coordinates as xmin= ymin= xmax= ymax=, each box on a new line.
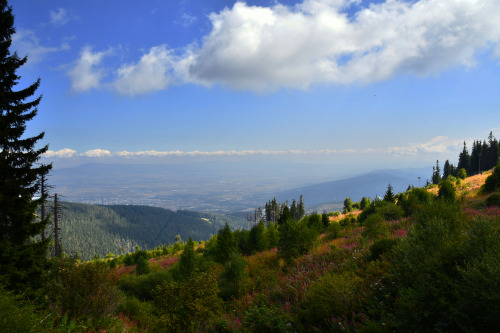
xmin=383 ymin=184 xmax=396 ymax=203
xmin=432 ymin=160 xmax=442 ymax=184
xmin=457 ymin=141 xmax=470 ymax=175
xmin=298 ymin=195 xmax=305 ymax=220
xmin=443 ymin=160 xmax=451 ymax=180
xmin=0 ymin=0 xmax=52 ymax=294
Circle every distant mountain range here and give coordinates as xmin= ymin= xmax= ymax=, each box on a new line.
xmin=48 ymin=162 xmax=432 ymax=213
xmin=278 ymin=167 xmax=431 ymax=208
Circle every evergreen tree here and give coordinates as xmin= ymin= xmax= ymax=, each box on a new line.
xmin=215 ymin=223 xmax=236 ymax=264
xmin=290 ymin=199 xmax=298 ymax=220
xmin=431 ymin=160 xmax=442 ymax=184
xmin=179 ymin=237 xmax=196 ymax=278
xmin=322 ymin=211 xmax=329 ymax=228
xmin=442 ymin=160 xmax=451 ymax=180
xmin=383 ymin=184 xmax=396 ymax=203
xmin=343 ymin=197 xmax=353 ymax=213
xmin=298 ymin=195 xmax=305 ymax=220
xmin=457 ymin=141 xmax=470 ymax=174
xmin=0 ymin=0 xmax=52 ymax=294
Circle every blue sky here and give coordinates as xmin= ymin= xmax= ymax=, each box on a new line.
xmin=10 ymin=0 xmax=500 ymax=174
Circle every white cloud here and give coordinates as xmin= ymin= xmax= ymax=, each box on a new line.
xmin=181 ymin=0 xmax=500 ymax=91
xmin=70 ymin=0 xmax=500 ymax=95
xmin=44 ymin=148 xmax=77 ymax=158
xmin=68 ymin=46 xmax=110 ymax=92
xmin=82 ymin=149 xmax=112 ymax=158
xmin=11 ymin=29 xmax=69 ymax=64
xmin=42 ymin=138 xmax=463 ymax=160
xmin=113 ymin=46 xmax=176 ymax=95
xmin=50 ymin=8 xmax=69 ymax=26
xmin=385 ymin=136 xmax=463 ymax=156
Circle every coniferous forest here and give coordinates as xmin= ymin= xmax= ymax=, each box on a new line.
xmin=2 ymin=0 xmax=500 ymax=332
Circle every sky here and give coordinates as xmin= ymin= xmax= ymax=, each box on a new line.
xmin=9 ymin=0 xmax=500 ymax=175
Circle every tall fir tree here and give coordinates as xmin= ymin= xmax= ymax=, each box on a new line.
xmin=383 ymin=184 xmax=396 ymax=203
xmin=457 ymin=141 xmax=470 ymax=175
xmin=0 ymin=0 xmax=52 ymax=294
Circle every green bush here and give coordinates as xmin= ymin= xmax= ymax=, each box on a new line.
xmin=482 ymin=164 xmax=500 ymax=194
xmin=368 ymin=238 xmax=398 ymax=261
xmin=154 ymin=268 xmax=223 ymax=332
xmin=362 ymin=213 xmax=389 ymax=239
xmin=242 ymin=305 xmax=292 ymax=333
xmin=0 ymin=287 xmax=48 ymax=333
xmin=438 ymin=179 xmax=456 ymax=202
xmin=118 ymin=270 xmax=172 ymax=301
xmin=300 ymin=271 xmax=363 ymax=330
xmin=47 ymin=258 xmax=122 ymax=321
xmin=486 ymin=193 xmax=500 ymax=207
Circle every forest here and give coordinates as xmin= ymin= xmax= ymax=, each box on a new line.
xmin=41 ymin=202 xmax=246 ymax=260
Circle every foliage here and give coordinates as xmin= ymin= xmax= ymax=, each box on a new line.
xmin=47 ymin=258 xmax=122 ymax=323
xmin=438 ymin=179 xmax=456 ymax=202
xmin=485 ymin=193 xmax=500 ymax=207
xmin=368 ymin=238 xmax=398 ymax=261
xmin=154 ymin=268 xmax=223 ymax=332
xmin=300 ymin=271 xmax=364 ymax=330
xmin=0 ymin=0 xmax=52 ymax=295
xmin=216 ymin=223 xmax=236 ymax=264
xmin=457 ymin=168 xmax=467 ymax=179
xmin=278 ymin=219 xmax=316 ymax=261
xmin=481 ymin=163 xmax=500 ymax=194
xmin=0 ymin=286 xmax=49 ymax=333
xmin=242 ymin=305 xmax=292 ymax=333
xmin=397 ymin=187 xmax=434 ymax=216
xmin=343 ymin=197 xmax=353 ymax=213
xmin=383 ymin=184 xmax=395 ymax=203
xmin=52 ymin=202 xmax=245 ymax=260
xmin=118 ymin=270 xmax=173 ymax=301
xmin=360 ymin=196 xmax=371 ymax=210
xmin=362 ymin=213 xmax=389 ymax=240
xmin=178 ymin=237 xmax=196 ymax=278
xmin=219 ymin=252 xmax=248 ymax=300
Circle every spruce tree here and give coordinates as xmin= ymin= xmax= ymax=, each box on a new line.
xmin=383 ymin=184 xmax=396 ymax=203
xmin=0 ymin=0 xmax=52 ymax=294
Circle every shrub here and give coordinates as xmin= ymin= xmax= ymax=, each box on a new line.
xmin=482 ymin=164 xmax=500 ymax=194
xmin=376 ymin=203 xmax=404 ymax=221
xmin=0 ymin=287 xmax=48 ymax=333
xmin=243 ymin=305 xmax=292 ymax=333
xmin=457 ymin=168 xmax=467 ymax=179
xmin=118 ymin=270 xmax=173 ymax=301
xmin=486 ymin=193 xmax=500 ymax=207
xmin=47 ymin=258 xmax=121 ymax=320
xmin=438 ymin=179 xmax=456 ymax=202
xmin=362 ymin=213 xmax=389 ymax=239
xmin=154 ymin=268 xmax=223 ymax=332
xmin=300 ymin=271 xmax=363 ymax=329
xmin=278 ymin=220 xmax=316 ymax=260
xmin=368 ymin=238 xmax=398 ymax=261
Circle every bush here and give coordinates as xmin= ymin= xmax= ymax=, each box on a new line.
xmin=438 ymin=179 xmax=456 ymax=202
xmin=482 ymin=164 xmax=500 ymax=194
xmin=154 ymin=268 xmax=223 ymax=332
xmin=243 ymin=305 xmax=292 ymax=333
xmin=118 ymin=270 xmax=173 ymax=301
xmin=457 ymin=168 xmax=467 ymax=179
xmin=362 ymin=213 xmax=389 ymax=239
xmin=368 ymin=238 xmax=398 ymax=261
xmin=47 ymin=258 xmax=122 ymax=321
xmin=486 ymin=193 xmax=500 ymax=207
xmin=0 ymin=287 xmax=48 ymax=333
xmin=300 ymin=271 xmax=363 ymax=330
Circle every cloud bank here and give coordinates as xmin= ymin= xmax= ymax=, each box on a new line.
xmin=67 ymin=0 xmax=500 ymax=94
xmin=43 ymin=136 xmax=462 ymax=159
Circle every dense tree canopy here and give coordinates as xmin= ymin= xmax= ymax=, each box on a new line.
xmin=0 ymin=0 xmax=51 ymax=294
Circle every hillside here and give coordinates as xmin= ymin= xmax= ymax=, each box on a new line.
xmin=278 ymin=167 xmax=431 ymax=207
xmin=47 ymin=202 xmax=246 ymax=260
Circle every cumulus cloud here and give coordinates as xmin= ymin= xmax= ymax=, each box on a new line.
xmin=82 ymin=149 xmax=112 ymax=158
xmin=68 ymin=46 xmax=110 ymax=92
xmin=183 ymin=0 xmax=500 ymax=91
xmin=44 ymin=148 xmax=77 ymax=158
xmin=12 ymin=29 xmax=69 ymax=64
xmin=69 ymin=0 xmax=500 ymax=94
xmin=50 ymin=8 xmax=69 ymax=26
xmin=113 ymin=46 xmax=177 ymax=95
